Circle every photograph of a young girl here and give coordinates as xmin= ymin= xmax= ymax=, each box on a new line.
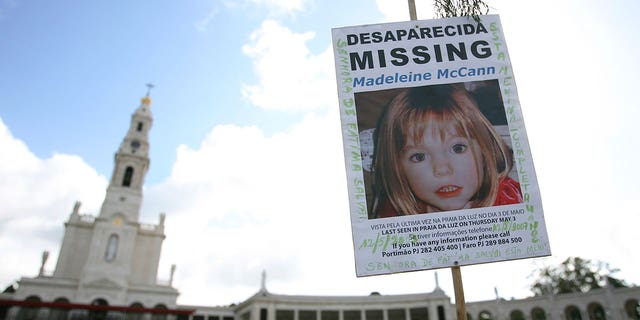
xmin=355 ymin=80 xmax=522 ymax=219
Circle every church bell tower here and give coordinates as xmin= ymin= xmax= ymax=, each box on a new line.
xmin=99 ymin=85 xmax=153 ymax=222
xmin=15 ymin=84 xmax=181 ymax=307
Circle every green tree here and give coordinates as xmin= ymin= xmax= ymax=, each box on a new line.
xmin=530 ymin=257 xmax=630 ymax=296
xmin=2 ymin=284 xmax=16 ymax=293
xmin=433 ymin=0 xmax=489 ymax=19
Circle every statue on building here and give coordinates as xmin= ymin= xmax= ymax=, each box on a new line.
xmin=170 ymin=264 xmax=176 ymax=286
xmin=72 ymin=201 xmax=81 ymax=214
xmin=39 ymin=251 xmax=49 ymax=276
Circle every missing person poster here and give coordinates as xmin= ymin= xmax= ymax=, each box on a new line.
xmin=332 ymin=15 xmax=551 ymax=277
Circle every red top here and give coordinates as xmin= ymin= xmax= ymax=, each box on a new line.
xmin=376 ymin=177 xmax=523 ymax=218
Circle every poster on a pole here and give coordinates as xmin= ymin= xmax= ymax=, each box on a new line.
xmin=332 ymin=15 xmax=551 ymax=277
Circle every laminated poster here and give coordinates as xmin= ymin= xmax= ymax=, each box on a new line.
xmin=331 ymin=15 xmax=551 ymax=277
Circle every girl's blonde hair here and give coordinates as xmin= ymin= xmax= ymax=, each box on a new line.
xmin=372 ymin=83 xmax=513 ymax=216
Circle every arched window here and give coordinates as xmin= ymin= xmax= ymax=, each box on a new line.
xmin=137 ymin=122 xmax=143 ymax=132
xmin=479 ymin=311 xmax=493 ymax=320
xmin=625 ymin=299 xmax=640 ymax=320
xmin=565 ymin=306 xmax=582 ymax=320
xmin=531 ymin=307 xmax=546 ymax=320
xmin=126 ymin=302 xmax=144 ymax=320
xmin=151 ymin=304 xmax=168 ymax=320
xmin=89 ymin=299 xmax=108 ymax=320
xmin=49 ymin=297 xmax=70 ymax=320
xmin=588 ymin=303 xmax=606 ymax=320
xmin=17 ymin=296 xmax=41 ymax=320
xmin=105 ymin=234 xmax=118 ymax=262
xmin=437 ymin=306 xmax=445 ymax=320
xmin=122 ymin=166 xmax=134 ymax=187
xmin=510 ymin=310 xmax=525 ymax=320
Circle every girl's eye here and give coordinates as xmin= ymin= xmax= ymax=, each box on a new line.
xmin=409 ymin=153 xmax=426 ymax=162
xmin=451 ymin=143 xmax=467 ymax=154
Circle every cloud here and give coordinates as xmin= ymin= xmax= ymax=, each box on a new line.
xmin=241 ymin=20 xmax=335 ymax=112
xmin=248 ymin=0 xmax=309 ymax=16
xmin=0 ymin=118 xmax=107 ymax=289
xmin=4 ymin=0 xmax=639 ymax=307
xmin=483 ymin=0 xmax=640 ymax=290
xmin=144 ymin=19 xmax=357 ymax=304
xmin=195 ymin=0 xmax=310 ymax=31
xmin=194 ymin=6 xmax=222 ymax=32
xmin=170 ymin=2 xmax=640 ymax=304
xmin=144 ymin=111 xmax=352 ymax=305
xmin=376 ymin=0 xmax=434 ymax=21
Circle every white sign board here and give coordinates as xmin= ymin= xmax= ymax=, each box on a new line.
xmin=332 ymin=15 xmax=551 ymax=276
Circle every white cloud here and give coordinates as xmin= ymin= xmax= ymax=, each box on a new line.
xmin=4 ymin=0 xmax=640 ymax=307
xmin=249 ymin=0 xmax=308 ymax=15
xmin=376 ymin=0 xmax=434 ymax=22
xmin=167 ymin=1 xmax=640 ymax=304
xmin=480 ymin=0 xmax=640 ymax=291
xmin=196 ymin=0 xmax=309 ymax=31
xmin=0 ymin=118 xmax=107 ymax=289
xmin=144 ymin=111 xmax=353 ymax=305
xmin=194 ymin=6 xmax=221 ymax=32
xmin=241 ymin=20 xmax=335 ymax=112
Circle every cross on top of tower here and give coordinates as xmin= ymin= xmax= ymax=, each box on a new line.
xmin=141 ymin=83 xmax=154 ymax=106
xmin=146 ymin=83 xmax=155 ymax=97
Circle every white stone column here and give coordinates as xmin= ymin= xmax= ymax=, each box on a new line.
xmin=251 ymin=305 xmax=261 ymax=320
xmin=427 ymin=304 xmax=438 ymax=320
xmin=36 ymin=307 xmax=48 ymax=320
xmin=580 ymin=307 xmax=588 ymax=320
xmin=268 ymin=305 xmax=276 ymax=320
xmin=6 ymin=306 xmax=19 ymax=320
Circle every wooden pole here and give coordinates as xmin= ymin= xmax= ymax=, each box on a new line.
xmin=405 ymin=2 xmax=466 ymax=317
xmin=451 ymin=266 xmax=468 ymax=320
xmin=407 ymin=0 xmax=417 ymax=20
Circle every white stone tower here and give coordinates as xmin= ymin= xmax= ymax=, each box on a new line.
xmin=99 ymin=85 xmax=152 ymax=223
xmin=13 ymin=86 xmax=178 ymax=310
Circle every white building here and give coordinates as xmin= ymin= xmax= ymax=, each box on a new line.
xmin=0 ymin=91 xmax=182 ymax=320
xmin=0 ymin=92 xmax=638 ymax=320
xmin=180 ymin=284 xmax=640 ymax=320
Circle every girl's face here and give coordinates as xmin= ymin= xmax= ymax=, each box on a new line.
xmin=400 ymin=122 xmax=480 ymax=212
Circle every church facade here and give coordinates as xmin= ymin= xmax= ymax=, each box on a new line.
xmin=0 ymin=91 xmax=183 ymax=320
xmin=0 ymin=92 xmax=639 ymax=320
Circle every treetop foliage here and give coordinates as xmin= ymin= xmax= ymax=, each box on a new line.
xmin=530 ymin=257 xmax=630 ymax=296
xmin=433 ymin=0 xmax=489 ymax=20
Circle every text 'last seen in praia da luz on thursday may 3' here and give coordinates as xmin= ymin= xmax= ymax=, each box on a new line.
xmin=331 ymin=15 xmax=551 ymax=277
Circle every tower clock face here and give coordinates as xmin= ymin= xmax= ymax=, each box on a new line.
xmin=130 ymin=140 xmax=141 ymax=149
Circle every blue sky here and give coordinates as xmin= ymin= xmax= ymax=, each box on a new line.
xmin=1 ymin=0 xmax=639 ymax=307
xmin=2 ymin=0 xmax=314 ymax=184
xmin=0 ymin=0 xmax=387 ymax=185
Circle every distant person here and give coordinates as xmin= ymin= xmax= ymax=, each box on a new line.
xmin=372 ymin=83 xmax=522 ymax=218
